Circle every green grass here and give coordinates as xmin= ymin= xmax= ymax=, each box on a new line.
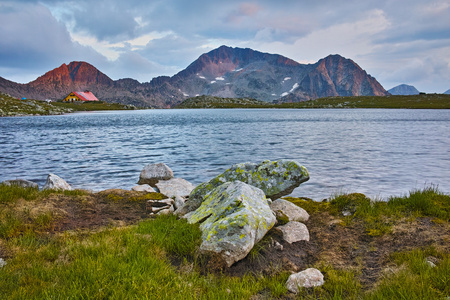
xmin=0 ymin=93 xmax=72 ymax=116
xmin=0 ymin=186 xmax=449 ymax=299
xmin=367 ymin=247 xmax=449 ymax=299
xmin=52 ymin=100 xmax=136 ymax=111
xmin=0 ymin=184 xmax=88 ymax=203
xmin=0 ymin=215 xmax=287 ymax=299
xmin=177 ymin=94 xmax=450 ymax=109
xmin=326 ymin=186 xmax=450 ymax=236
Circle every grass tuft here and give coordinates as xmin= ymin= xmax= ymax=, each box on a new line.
xmin=137 ymin=214 xmax=202 ymax=257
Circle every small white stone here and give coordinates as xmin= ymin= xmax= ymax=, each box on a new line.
xmin=286 ymin=268 xmax=324 ymax=293
xmin=0 ymin=258 xmax=6 ymax=268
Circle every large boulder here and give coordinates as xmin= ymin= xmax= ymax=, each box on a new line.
xmin=155 ymin=178 xmax=195 ymax=198
xmin=2 ymin=179 xmax=38 ymax=189
xmin=270 ymin=199 xmax=310 ymax=224
xmin=286 ymin=268 xmax=324 ymax=293
xmin=138 ymin=163 xmax=173 ymax=186
xmin=178 ymin=160 xmax=309 ymax=216
xmin=187 ymin=181 xmax=276 ymax=267
xmin=42 ymin=174 xmax=72 ymax=191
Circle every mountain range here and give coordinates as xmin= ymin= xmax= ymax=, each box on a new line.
xmin=388 ymin=84 xmax=420 ymax=95
xmin=0 ymin=45 xmax=389 ymax=108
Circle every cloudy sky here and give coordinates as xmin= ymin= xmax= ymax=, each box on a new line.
xmin=1 ymin=0 xmax=449 ymax=92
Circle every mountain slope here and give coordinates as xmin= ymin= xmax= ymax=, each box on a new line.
xmin=388 ymin=84 xmax=420 ymax=95
xmin=0 ymin=46 xmax=388 ymax=107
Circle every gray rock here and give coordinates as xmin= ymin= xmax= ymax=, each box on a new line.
xmin=270 ymin=199 xmax=309 ymax=224
xmin=156 ymin=205 xmax=174 ymax=216
xmin=0 ymin=258 xmax=6 ymax=268
xmin=155 ymin=178 xmax=195 ymax=198
xmin=178 ymin=160 xmax=309 ymax=216
xmin=188 ymin=181 xmax=276 ymax=267
xmin=286 ymin=268 xmax=324 ymax=293
xmin=276 ymin=221 xmax=310 ymax=244
xmin=42 ymin=174 xmax=72 ymax=191
xmin=2 ymin=179 xmax=38 ymax=189
xmin=174 ymin=196 xmax=187 ymax=210
xmin=131 ymin=184 xmax=156 ymax=193
xmin=138 ymin=163 xmax=173 ymax=186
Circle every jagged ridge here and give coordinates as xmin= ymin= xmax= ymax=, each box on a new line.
xmin=0 ymin=46 xmax=388 ymax=108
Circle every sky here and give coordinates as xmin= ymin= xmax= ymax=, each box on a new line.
xmin=0 ymin=0 xmax=449 ymax=93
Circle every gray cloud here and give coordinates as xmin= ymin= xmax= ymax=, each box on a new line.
xmin=1 ymin=0 xmax=449 ymax=92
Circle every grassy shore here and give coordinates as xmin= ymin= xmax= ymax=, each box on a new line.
xmin=176 ymin=94 xmax=450 ymax=109
xmin=0 ymin=92 xmax=136 ymax=117
xmin=0 ymin=184 xmax=448 ymax=299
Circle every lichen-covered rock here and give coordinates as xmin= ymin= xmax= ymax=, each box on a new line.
xmin=131 ymin=184 xmax=156 ymax=193
xmin=155 ymin=178 xmax=195 ymax=198
xmin=270 ymin=199 xmax=309 ymax=224
xmin=178 ymin=160 xmax=309 ymax=216
xmin=286 ymin=268 xmax=324 ymax=293
xmin=42 ymin=174 xmax=72 ymax=191
xmin=2 ymin=179 xmax=38 ymax=189
xmin=276 ymin=221 xmax=310 ymax=244
xmin=188 ymin=181 xmax=276 ymax=267
xmin=138 ymin=163 xmax=173 ymax=186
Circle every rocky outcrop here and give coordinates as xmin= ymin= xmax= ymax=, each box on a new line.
xmin=1 ymin=179 xmax=39 ymax=189
xmin=1 ymin=46 xmax=388 ymax=107
xmin=270 ymin=199 xmax=310 ymax=224
xmin=138 ymin=163 xmax=174 ymax=186
xmin=42 ymin=173 xmax=72 ymax=191
xmin=177 ymin=160 xmax=309 ymax=216
xmin=187 ymin=181 xmax=276 ymax=267
xmin=286 ymin=268 xmax=325 ymax=293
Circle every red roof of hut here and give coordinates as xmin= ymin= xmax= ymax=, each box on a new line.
xmin=73 ymin=91 xmax=99 ymax=101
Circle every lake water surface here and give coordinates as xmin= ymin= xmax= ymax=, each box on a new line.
xmin=1 ymin=109 xmax=449 ymax=200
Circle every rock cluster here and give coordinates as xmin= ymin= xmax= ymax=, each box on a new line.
xmin=2 ymin=160 xmax=323 ymax=293
xmin=1 ymin=173 xmax=72 ymax=191
xmin=177 ymin=159 xmax=309 ymax=216
xmin=135 ymin=163 xmax=195 ymax=216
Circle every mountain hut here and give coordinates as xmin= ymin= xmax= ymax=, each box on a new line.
xmin=63 ymin=91 xmax=99 ymax=102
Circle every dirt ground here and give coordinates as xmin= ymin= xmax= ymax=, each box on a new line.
xmin=4 ymin=189 xmax=449 ymax=292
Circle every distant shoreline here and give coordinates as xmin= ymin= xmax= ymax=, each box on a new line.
xmin=2 ymin=93 xmax=450 ymax=117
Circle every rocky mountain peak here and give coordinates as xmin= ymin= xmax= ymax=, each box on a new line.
xmin=388 ymin=84 xmax=420 ymax=95
xmin=0 ymin=45 xmax=389 ymax=107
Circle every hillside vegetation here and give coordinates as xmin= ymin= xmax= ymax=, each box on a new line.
xmin=176 ymin=94 xmax=450 ymax=109
xmin=174 ymin=95 xmax=267 ymax=108
xmin=0 ymin=184 xmax=448 ymax=299
xmin=0 ymin=92 xmax=137 ymax=117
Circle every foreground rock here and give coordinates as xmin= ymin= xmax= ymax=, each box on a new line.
xmin=270 ymin=199 xmax=310 ymax=224
xmin=2 ymin=179 xmax=38 ymax=189
xmin=155 ymin=178 xmax=195 ymax=198
xmin=276 ymin=221 xmax=310 ymax=244
xmin=187 ymin=181 xmax=276 ymax=267
xmin=286 ymin=268 xmax=324 ymax=293
xmin=131 ymin=184 xmax=156 ymax=193
xmin=138 ymin=163 xmax=173 ymax=186
xmin=178 ymin=160 xmax=309 ymax=216
xmin=146 ymin=198 xmax=175 ymax=216
xmin=42 ymin=173 xmax=72 ymax=191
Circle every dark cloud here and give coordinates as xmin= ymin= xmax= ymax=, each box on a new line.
xmin=0 ymin=2 xmax=107 ymax=82
xmin=1 ymin=0 xmax=449 ymax=91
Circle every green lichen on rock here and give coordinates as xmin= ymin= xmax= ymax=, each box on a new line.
xmin=178 ymin=160 xmax=309 ymax=216
xmin=187 ymin=181 xmax=276 ymax=267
